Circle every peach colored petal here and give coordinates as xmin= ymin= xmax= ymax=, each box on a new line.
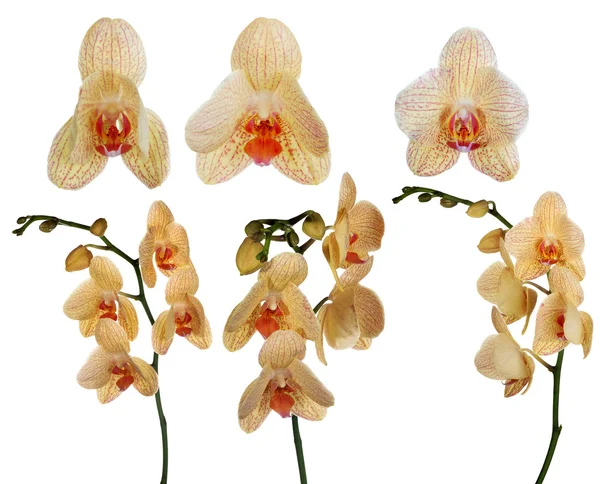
xmin=491 ymin=306 xmax=511 ymax=337
xmin=288 ymin=360 xmax=334 ymax=407
xmin=95 ymin=319 xmax=131 ymax=355
xmin=223 ymin=313 xmax=258 ymax=352
xmin=147 ymin=200 xmax=174 ymax=233
xmin=406 ymin=139 xmax=460 ymax=176
xmin=354 ymin=285 xmax=384 ymax=338
xmin=152 ymin=310 xmax=175 ymax=355
xmin=288 ymin=380 xmax=327 ymax=421
xmin=514 ymin=259 xmax=547 ymax=282
xmin=79 ymin=318 xmax=99 ymax=337
xmin=185 ymin=70 xmax=255 ymax=153
xmin=280 ymin=284 xmax=320 ymax=341
xmin=439 ymin=27 xmax=497 ymax=99
xmin=581 ymin=312 xmax=593 ymax=358
xmin=497 ymin=270 xmax=527 ymax=322
xmin=505 ymin=217 xmax=542 ymax=259
xmin=475 ymin=333 xmax=527 ymax=380
xmin=522 ymin=288 xmax=538 ymax=335
xmin=395 ymin=68 xmax=453 ymax=145
xmin=186 ymin=295 xmax=212 ymax=350
xmin=332 ymin=257 xmax=374 ymax=297
xmin=323 ymin=291 xmax=361 ymax=350
xmin=225 ymin=280 xmax=268 ymax=332
xmin=47 ymin=117 xmax=108 ymax=190
xmin=275 ymin=72 xmax=329 ymax=157
xmin=238 ymin=365 xmax=274 ymax=420
xmin=348 ymin=201 xmax=385 ymax=253
xmin=64 ymin=278 xmax=102 ymax=320
xmin=231 ymin=18 xmax=301 ymax=91
xmin=468 ymin=144 xmax=519 ymax=182
xmin=164 ymin=222 xmax=191 ymax=259
xmin=533 ymin=192 xmax=567 ymax=224
xmin=258 ymin=330 xmax=306 ymax=369
xmin=165 ymin=266 xmax=199 ymax=304
xmin=472 ymin=67 xmax=528 ymax=146
xmin=338 ymin=173 xmax=357 ymax=214
xmin=353 ymin=337 xmax=372 ymax=350
xmin=316 ymin=305 xmax=329 ymax=366
xmin=477 ymin=261 xmax=505 ymax=304
xmin=121 ymin=109 xmax=170 ymax=188
xmin=89 ymin=256 xmax=123 ymax=292
xmin=78 ymin=18 xmax=146 ymax=86
xmin=549 ymin=266 xmax=584 ymax=306
xmin=139 ymin=232 xmax=157 ymax=288
xmin=117 ymin=295 xmax=139 ymax=341
xmin=239 ymin=383 xmax=272 ymax=433
xmin=533 ymin=293 xmax=570 ymax=355
xmin=77 ymin=347 xmax=113 ymax=389
xmin=97 ymin=376 xmax=122 ymax=404
xmin=556 ymin=217 xmax=585 ymax=260
xmin=131 ymin=357 xmax=159 ymax=396
xmin=565 ymin=257 xmax=586 ymax=281
xmin=260 ymin=252 xmax=308 ymax=291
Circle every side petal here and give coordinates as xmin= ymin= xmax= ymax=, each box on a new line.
xmin=316 ymin=305 xmax=329 ymax=366
xmin=77 ymin=347 xmax=113 ymax=389
xmin=533 ymin=294 xmax=570 ymax=356
xmin=117 ymin=295 xmax=139 ymax=341
xmin=280 ymin=284 xmax=320 ymax=341
xmin=231 ymin=18 xmax=302 ymax=91
xmin=439 ymin=27 xmax=497 ymax=99
xmin=406 ymin=139 xmax=460 ymax=177
xmin=288 ymin=381 xmax=327 ymax=421
xmin=238 ymin=365 xmax=274 ymax=420
xmin=63 ymin=278 xmax=102 ymax=320
xmin=556 ymin=217 xmax=585 ymax=261
xmin=121 ymin=109 xmax=170 ymax=188
xmin=468 ymin=144 xmax=519 ymax=182
xmin=348 ymin=201 xmax=385 ymax=253
xmin=581 ymin=312 xmax=593 ymax=358
xmin=79 ymin=317 xmax=100 ymax=338
xmin=97 ymin=377 xmax=122 ymax=404
xmin=332 ymin=257 xmax=374 ymax=297
xmin=223 ymin=312 xmax=258 ymax=352
xmin=354 ymin=285 xmax=384 ymax=339
xmin=338 ymin=173 xmax=357 ymax=214
xmin=147 ymin=200 xmax=174 ymax=233
xmin=514 ymin=259 xmax=547 ymax=282
xmin=260 ymin=252 xmax=308 ymax=291
xmin=187 ymin=296 xmax=212 ymax=350
xmin=131 ymin=357 xmax=159 ymax=396
xmin=165 ymin=223 xmax=191 ymax=265
xmin=78 ymin=18 xmax=146 ymax=86
xmin=476 ymin=261 xmax=504 ymax=304
xmin=225 ymin=280 xmax=268 ymax=332
xmin=139 ymin=232 xmax=157 ymax=288
xmin=288 ymin=360 xmax=334 ymax=407
xmin=353 ymin=337 xmax=372 ymax=350
xmin=564 ymin=257 xmax=586 ymax=281
xmin=505 ymin=217 xmax=542 ymax=259
xmin=258 ymin=330 xmax=306 ymax=369
xmin=48 ymin=117 xmax=108 ymax=190
xmin=185 ymin=70 xmax=255 ymax=153
xmin=548 ymin=266 xmax=584 ymax=306
xmin=152 ymin=310 xmax=175 ymax=356
xmin=323 ymin=297 xmax=361 ymax=350
xmin=395 ymin=68 xmax=453 ymax=145
xmin=95 ymin=319 xmax=131 ymax=355
xmin=89 ymin=256 xmax=123 ymax=292
xmin=239 ymin=384 xmax=272 ymax=434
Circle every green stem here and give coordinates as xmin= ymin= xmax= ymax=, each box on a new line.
xmin=13 ymin=215 xmax=169 ymax=484
xmin=523 ymin=281 xmax=551 ymax=296
xmin=292 ymin=415 xmax=307 ymax=484
xmin=535 ymin=350 xmax=564 ymax=484
xmin=392 ymin=187 xmax=513 ymax=229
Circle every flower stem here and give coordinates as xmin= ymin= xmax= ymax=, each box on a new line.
xmin=13 ymin=215 xmax=170 ymax=483
xmin=292 ymin=415 xmax=308 ymax=484
xmin=392 ymin=186 xmax=513 ymax=229
xmin=523 ymin=281 xmax=552 ymax=296
xmin=535 ymin=350 xmax=564 ymax=484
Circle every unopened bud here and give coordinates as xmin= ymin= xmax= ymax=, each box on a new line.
xmin=236 ymin=237 xmax=265 ymax=275
xmin=440 ymin=198 xmax=458 ymax=208
xmin=89 ymin=218 xmax=107 ymax=236
xmin=65 ymin=245 xmax=94 ymax=272
xmin=16 ymin=216 xmax=27 ymax=224
xmin=466 ymin=200 xmax=489 ymax=218
xmin=477 ymin=228 xmax=506 ymax=254
xmin=418 ymin=193 xmax=433 ymax=203
xmin=286 ymin=230 xmax=300 ymax=247
xmin=244 ymin=221 xmax=265 ymax=241
xmin=39 ymin=219 xmax=58 ymax=233
xmin=302 ymin=212 xmax=325 ymax=240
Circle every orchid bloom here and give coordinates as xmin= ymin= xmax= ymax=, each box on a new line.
xmin=77 ymin=319 xmax=158 ymax=403
xmin=185 ymin=17 xmax=330 ymax=185
xmin=505 ymin=192 xmax=585 ymax=281
xmin=223 ymin=253 xmax=319 ymax=351
xmin=475 ymin=307 xmax=535 ymax=397
xmin=533 ymin=267 xmax=593 ymax=358
xmin=238 ymin=330 xmax=334 ymax=433
xmin=477 ymin=239 xmax=537 ymax=330
xmin=323 ymin=173 xmax=384 ymax=285
xmin=139 ymin=201 xmax=191 ymax=288
xmin=395 ymin=27 xmax=528 ymax=181
xmin=64 ymin=256 xmax=138 ymax=341
xmin=152 ymin=267 xmax=212 ymax=355
xmin=316 ymin=257 xmax=384 ymax=365
xmin=48 ymin=18 xmax=169 ymax=190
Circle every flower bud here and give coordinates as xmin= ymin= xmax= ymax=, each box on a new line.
xmin=466 ymin=200 xmax=489 ymax=218
xmin=302 ymin=212 xmax=325 ymax=240
xmin=245 ymin=221 xmax=265 ymax=242
xmin=65 ymin=245 xmax=93 ymax=272
xmin=418 ymin=193 xmax=433 ymax=203
xmin=236 ymin=237 xmax=265 ymax=275
xmin=286 ymin=230 xmax=300 ymax=247
xmin=477 ymin=228 xmax=506 ymax=254
xmin=39 ymin=219 xmax=58 ymax=233
xmin=440 ymin=198 xmax=458 ymax=208
xmin=90 ymin=218 xmax=107 ymax=236
xmin=16 ymin=216 xmax=27 ymax=224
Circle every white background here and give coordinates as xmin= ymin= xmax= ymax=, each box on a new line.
xmin=1 ymin=1 xmax=598 ymax=483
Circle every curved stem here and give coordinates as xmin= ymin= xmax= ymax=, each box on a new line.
xmin=535 ymin=350 xmax=564 ymax=484
xmin=292 ymin=415 xmax=308 ymax=484
xmin=523 ymin=281 xmax=552 ymax=296
xmin=392 ymin=187 xmax=513 ymax=229
xmin=13 ymin=215 xmax=169 ymax=484
xmin=522 ymin=349 xmax=555 ymax=372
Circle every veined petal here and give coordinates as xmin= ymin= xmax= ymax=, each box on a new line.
xmin=165 ymin=266 xmax=199 ymax=305
xmin=472 ymin=67 xmax=528 ymax=146
xmin=338 ymin=173 xmax=357 ymax=214
xmin=79 ymin=318 xmax=100 ymax=337
xmin=468 ymin=144 xmax=519 ymax=182
xmin=491 ymin=306 xmax=511 ymax=337
xmin=316 ymin=305 xmax=329 ymax=366
xmin=231 ymin=18 xmax=302 ymax=91
xmin=565 ymin=257 xmax=586 ymax=281
xmin=139 ymin=232 xmax=157 ymax=288
xmin=533 ymin=293 xmax=570 ymax=355
xmin=514 ymin=259 xmax=547 ymax=281
xmin=332 ymin=256 xmax=374 ymax=297
xmin=260 ymin=252 xmax=308 ymax=291
xmin=152 ymin=310 xmax=175 ymax=355
xmin=406 ymin=140 xmax=460 ymax=177
xmin=130 ymin=357 xmax=159 ymax=396
xmin=581 ymin=312 xmax=593 ymax=358
xmin=497 ymin=270 xmax=527 ymax=322
xmin=348 ymin=201 xmax=385 ymax=253
xmin=225 ymin=280 xmax=268 ymax=332
xmin=89 ymin=256 xmax=123 ymax=292
xmin=353 ymin=337 xmax=372 ymax=350
xmin=549 ymin=266 xmax=584 ymax=306
xmin=239 ymin=365 xmax=274 ymax=420
xmin=354 ymin=285 xmax=384 ymax=339
xmin=533 ymin=192 xmax=567 ymax=225
xmin=477 ymin=261 xmax=504 ymax=304
xmin=395 ymin=68 xmax=453 ymax=145
xmin=223 ymin=308 xmax=259 ymax=351
xmin=475 ymin=334 xmax=527 ymax=380
xmin=117 ymin=295 xmax=139 ymax=341
xmin=187 ymin=295 xmax=212 ymax=350
xmin=439 ymin=27 xmax=497 ymax=99
xmin=48 ymin=117 xmax=108 ymax=190
xmin=505 ymin=217 xmax=543 ymax=259
xmin=97 ymin=377 xmax=122 ymax=404
xmin=288 ymin=360 xmax=334 ymax=407
xmin=280 ymin=284 xmax=320 ymax=341
xmin=78 ymin=18 xmax=146 ymax=86
xmin=276 ymin=72 xmax=329 ymax=157
xmin=239 ymin=381 xmax=272 ymax=433
xmin=323 ymin=292 xmax=361 ymax=350
xmin=121 ymin=109 xmax=170 ymax=188
xmin=77 ymin=347 xmax=113 ymax=389
xmin=95 ymin=319 xmax=131 ymax=355
xmin=64 ymin=278 xmax=103 ymax=320
xmin=186 ymin=70 xmax=255 ymax=153
xmin=258 ymin=330 xmax=306 ymax=369
xmin=288 ymin=381 xmax=327 ymax=421
xmin=147 ymin=200 xmax=174 ymax=233
xmin=522 ymin=288 xmax=538 ymax=335
xmin=164 ymin=222 xmax=191 ymax=260
xmin=556 ymin=217 xmax=585 ymax=261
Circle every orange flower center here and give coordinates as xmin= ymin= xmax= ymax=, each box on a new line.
xmin=270 ymin=385 xmax=295 ymax=418
xmin=175 ymin=310 xmax=193 ymax=337
xmin=345 ymin=232 xmax=367 ymax=264
xmin=94 ymin=109 xmax=133 ymax=157
xmin=538 ymin=238 xmax=561 ymax=266
xmin=99 ymin=300 xmax=118 ymax=321
xmin=112 ymin=364 xmax=134 ymax=392
xmin=244 ymin=116 xmax=283 ymax=166
xmin=255 ymin=301 xmax=284 ymax=339
xmin=155 ymin=246 xmax=176 ymax=271
xmin=446 ymin=107 xmax=481 ymax=153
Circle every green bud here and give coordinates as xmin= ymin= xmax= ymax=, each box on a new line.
xmin=286 ymin=230 xmax=300 ymax=247
xmin=418 ymin=193 xmax=433 ymax=203
xmin=39 ymin=219 xmax=58 ymax=233
xmin=302 ymin=212 xmax=326 ymax=240
xmin=466 ymin=200 xmax=490 ymax=218
xmin=244 ymin=221 xmax=265 ymax=241
xmin=440 ymin=198 xmax=458 ymax=208
xmin=236 ymin=237 xmax=265 ymax=275
xmin=16 ymin=216 xmax=27 ymax=224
